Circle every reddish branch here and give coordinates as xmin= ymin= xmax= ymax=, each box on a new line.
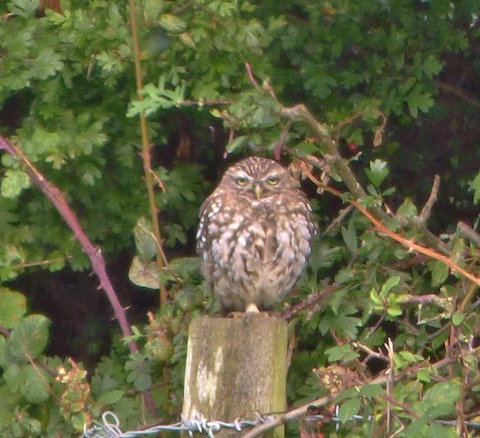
xmin=299 ymin=161 xmax=480 ymax=288
xmin=0 ymin=135 xmax=158 ymax=414
xmin=0 ymin=136 xmax=137 ymax=350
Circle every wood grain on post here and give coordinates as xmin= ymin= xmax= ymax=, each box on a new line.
xmin=183 ymin=316 xmax=287 ymax=437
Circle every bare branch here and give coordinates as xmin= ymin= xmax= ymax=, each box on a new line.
xmin=281 ymin=284 xmax=339 ymax=320
xmin=437 ymin=81 xmax=480 ymax=109
xmin=245 ymin=62 xmax=261 ymax=91
xmin=419 ymin=175 xmax=440 ymax=223
xmin=322 ymin=205 xmax=354 ymax=236
xmin=457 ymin=221 xmax=480 ymax=248
xmin=353 ymin=342 xmax=389 ymax=362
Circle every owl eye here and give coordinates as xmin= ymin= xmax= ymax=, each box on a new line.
xmin=266 ymin=175 xmax=280 ymax=185
xmin=235 ymin=176 xmax=249 ymax=186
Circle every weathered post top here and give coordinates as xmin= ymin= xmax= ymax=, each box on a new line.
xmin=183 ymin=316 xmax=287 ymax=437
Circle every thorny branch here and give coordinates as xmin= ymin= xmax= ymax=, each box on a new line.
xmin=0 ymin=136 xmax=135 ymax=349
xmin=300 ymin=161 xmax=480 ymax=288
xmin=0 ymin=135 xmax=158 ymax=413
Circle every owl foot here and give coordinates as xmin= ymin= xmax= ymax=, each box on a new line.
xmin=245 ymin=303 xmax=260 ymax=313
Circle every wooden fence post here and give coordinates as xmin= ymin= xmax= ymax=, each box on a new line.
xmin=182 ymin=316 xmax=287 ymax=437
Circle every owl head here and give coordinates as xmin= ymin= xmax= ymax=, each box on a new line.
xmin=221 ymin=156 xmax=299 ymax=200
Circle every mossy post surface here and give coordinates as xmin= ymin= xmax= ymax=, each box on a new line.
xmin=182 ymin=316 xmax=287 ymax=437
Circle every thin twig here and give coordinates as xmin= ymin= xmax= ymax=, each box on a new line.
xmin=128 ymin=1 xmax=175 ymax=415
xmin=437 ymin=81 xmax=480 ymax=109
xmin=281 ymin=284 xmax=339 ymax=320
xmin=128 ymin=0 xmax=168 ymax=307
xmin=322 ymin=205 xmax=354 ymax=236
xmin=10 ymin=256 xmax=71 ymax=270
xmin=0 ymin=324 xmax=9 ymax=337
xmin=386 ymin=254 xmax=429 ymax=271
xmin=245 ymin=62 xmax=261 ymax=91
xmin=419 ymin=175 xmax=440 ymax=223
xmin=457 ymin=221 xmax=480 ymax=248
xmin=399 ymin=294 xmax=448 ymax=306
xmin=385 ymin=338 xmax=395 ymax=434
xmin=244 ymin=62 xmax=447 ymax=253
xmin=353 ymin=342 xmax=389 ymax=362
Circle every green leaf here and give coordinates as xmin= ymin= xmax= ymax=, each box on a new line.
xmin=416 ymin=368 xmax=431 ymax=383
xmin=396 ymin=198 xmax=418 ymax=219
xmin=1 ymin=169 xmax=30 ymax=198
xmin=0 ymin=288 xmax=26 ymax=328
xmin=7 ymin=315 xmax=50 ymax=361
xmin=369 ymin=288 xmax=382 ymax=305
xmin=324 ymin=344 xmax=359 ymax=363
xmin=469 ymin=172 xmax=480 ymax=204
xmin=341 ymin=220 xmax=358 ymax=254
xmin=97 ymin=389 xmax=125 ymax=404
xmin=365 ymin=159 xmax=389 ymax=188
xmin=421 ymin=381 xmax=461 ymax=419
xmin=359 ymin=384 xmax=383 ymax=398
xmin=428 ymin=261 xmax=449 ymax=287
xmin=338 ymin=397 xmax=361 ymax=423
xmin=331 ymin=387 xmax=357 ymax=404
xmin=7 ymin=0 xmax=37 ymax=17
xmin=4 ymin=363 xmax=49 ymax=404
xmin=134 ymin=373 xmax=152 ymax=392
xmin=3 ymin=363 xmax=22 ymax=393
xmin=422 ymin=55 xmax=443 ymax=78
xmin=168 ymin=257 xmax=201 ymax=281
xmin=133 ymin=217 xmax=157 ymax=261
xmin=0 ymin=336 xmax=17 ymax=369
xmin=21 ymin=364 xmax=50 ymax=403
xmin=426 ymin=423 xmax=455 ymax=438
xmin=128 ymin=256 xmax=160 ymax=289
xmin=33 ymin=48 xmax=64 ymax=80
xmin=379 ymin=276 xmax=400 ymax=297
xmin=225 ymin=135 xmax=250 ymax=154
xmin=386 ymin=305 xmax=402 ymax=317
xmin=405 ymin=84 xmax=434 ymax=117
xmin=451 ymin=312 xmax=465 ymax=326
xmin=0 ymin=385 xmax=19 ymax=425
xmin=158 ymin=14 xmax=187 ymax=33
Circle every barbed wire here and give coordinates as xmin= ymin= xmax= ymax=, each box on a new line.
xmin=82 ymin=408 xmax=480 ymax=438
xmin=82 ymin=411 xmax=269 ymax=438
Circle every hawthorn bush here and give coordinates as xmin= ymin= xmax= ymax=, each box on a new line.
xmin=0 ymin=0 xmax=479 ymax=436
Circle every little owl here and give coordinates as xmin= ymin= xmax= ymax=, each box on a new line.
xmin=196 ymin=156 xmax=317 ymax=313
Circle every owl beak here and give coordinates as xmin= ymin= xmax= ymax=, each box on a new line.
xmin=254 ymin=184 xmax=263 ymax=200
